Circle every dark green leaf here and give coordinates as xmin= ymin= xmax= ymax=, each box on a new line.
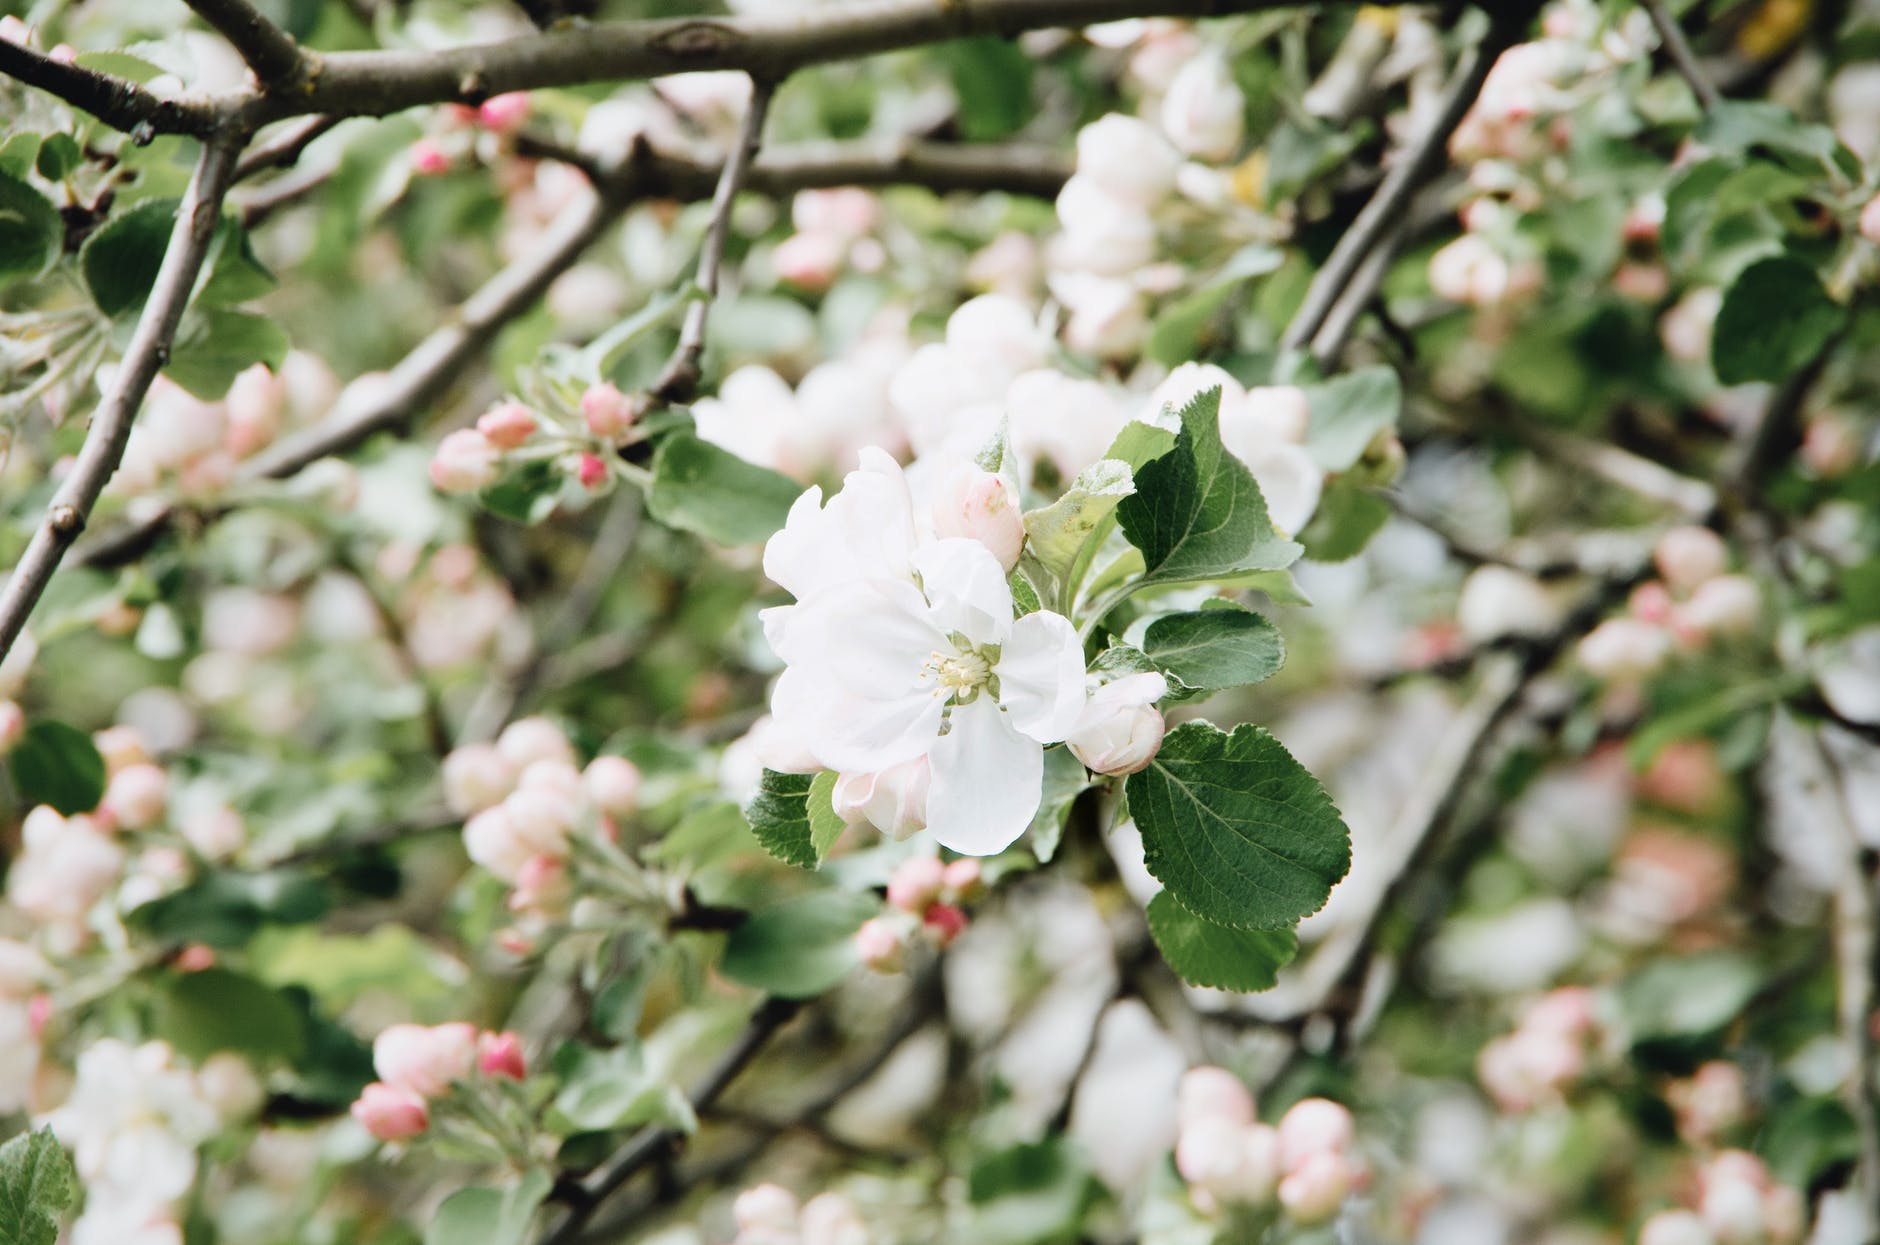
xmin=1126 ymin=722 xmax=1350 ymax=930
xmin=1145 ymin=891 xmax=1297 ymax=991
xmin=0 ymin=170 xmax=62 ymax=285
xmin=152 ymin=968 xmax=309 ymax=1062
xmin=480 ymin=459 xmax=567 ymax=526
xmin=967 ymin=1139 xmax=1101 ymax=1245
xmin=1115 ymin=387 xmax=1302 ymax=593
xmin=0 ymin=1129 xmax=77 ymax=1245
xmin=745 ymin=769 xmax=819 ymax=869
xmin=9 ymin=721 xmax=105 ymax=816
xmin=1142 ymin=606 xmax=1285 ymax=694
xmin=32 ymin=134 xmax=79 ymax=183
xmin=129 ymin=870 xmax=330 ymax=947
xmin=719 ymin=891 xmax=878 ymax=998
xmin=646 ymin=433 xmax=801 ymax=546
xmin=81 ymin=198 xmax=177 ymax=318
xmin=939 ymin=38 xmax=1034 ymax=142
xmin=1712 ymin=257 xmax=1844 ymax=385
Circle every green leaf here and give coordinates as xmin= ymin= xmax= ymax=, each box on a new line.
xmin=0 ymin=170 xmax=62 ymax=285
xmin=551 ymin=1044 xmax=692 ymax=1133
xmin=1115 ymin=387 xmax=1302 ymax=594
xmin=1297 ymin=481 xmax=1391 ymax=563
xmin=129 ymin=870 xmax=330 ymax=947
xmin=1104 ymin=420 xmax=1177 ymax=473
xmin=71 ymin=52 xmax=165 ymax=83
xmin=32 ymin=134 xmax=79 ymax=183
xmin=81 ymin=198 xmax=177 ymax=318
xmin=1125 ymin=722 xmax=1350 ymax=930
xmin=9 ymin=721 xmax=105 ymax=816
xmin=745 ymin=769 xmax=820 ymax=869
xmin=1301 ymin=366 xmax=1402 ymax=472
xmin=480 ymin=459 xmax=566 ymax=526
xmin=424 ymin=1171 xmax=552 ymax=1245
xmin=646 ymin=433 xmax=802 ymax=547
xmin=574 ymin=283 xmax=691 ymax=382
xmin=165 ymin=309 xmax=290 ymax=399
xmin=939 ymin=37 xmax=1034 ymax=142
xmin=1145 ymin=891 xmax=1297 ymax=992
xmin=719 ymin=891 xmax=878 ymax=998
xmin=152 ymin=968 xmax=309 ymax=1063
xmin=1029 ymin=746 xmax=1091 ymax=864
xmin=1142 ymin=606 xmax=1285 ymax=694
xmin=967 ymin=1139 xmax=1101 ymax=1245
xmin=0 ymin=135 xmax=41 ymax=181
xmin=1696 ymin=100 xmax=1847 ymax=167
xmin=1617 ymin=951 xmax=1761 ymax=1044
xmin=1024 ymin=459 xmax=1134 ymax=586
xmin=0 ymin=1129 xmax=77 ymax=1245
xmin=807 ymin=771 xmax=846 ymax=861
xmin=1711 ymin=257 xmax=1844 ymax=385
xmin=196 ymin=217 xmax=278 ymax=306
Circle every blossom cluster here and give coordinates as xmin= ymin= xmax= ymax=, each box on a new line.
xmin=852 ymin=854 xmax=983 ymax=973
xmin=1579 ymin=526 xmax=1761 ymax=683
xmin=1476 ymin=986 xmax=1603 ymax=1113
xmin=352 ymin=1022 xmax=528 ymax=1142
xmin=428 ymin=383 xmax=639 ymax=498
xmin=727 ymin=1182 xmax=867 ymax=1245
xmin=1174 ymin=1067 xmax=1361 ymax=1226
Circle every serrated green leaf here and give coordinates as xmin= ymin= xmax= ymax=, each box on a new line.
xmin=0 ymin=1129 xmax=77 ymax=1245
xmin=1024 ymin=459 xmax=1134 ymax=586
xmin=1125 ymin=722 xmax=1350 ymax=930
xmin=1301 ymin=366 xmax=1402 ymax=472
xmin=1712 ymin=256 xmax=1844 ymax=385
xmin=0 ymin=170 xmax=62 ymax=285
xmin=1142 ymin=606 xmax=1285 ymax=694
xmin=719 ymin=891 xmax=878 ymax=998
xmin=81 ymin=198 xmax=177 ymax=318
xmin=807 ymin=770 xmax=846 ymax=860
xmin=1115 ymin=388 xmax=1302 ymax=595
xmin=745 ymin=769 xmax=819 ymax=869
xmin=646 ymin=433 xmax=801 ymax=547
xmin=425 ymin=1170 xmax=552 ymax=1245
xmin=8 ymin=721 xmax=105 ymax=816
xmin=1145 ymin=891 xmax=1297 ymax=991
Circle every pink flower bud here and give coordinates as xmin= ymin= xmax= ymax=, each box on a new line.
xmin=1276 ymin=1098 xmax=1354 ymax=1172
xmin=496 ymin=717 xmax=576 ymax=770
xmin=886 ymin=857 xmax=947 ymax=914
xmin=0 ymin=16 xmax=27 ymax=44
xmin=477 ymin=92 xmax=531 ymax=133
xmin=853 ymin=917 xmax=905 ymax=972
xmin=176 ymin=944 xmax=217 ymax=972
xmin=94 ymin=724 xmax=148 ymax=775
xmin=931 ymin=466 xmax=1025 ymax=572
xmin=1677 ymin=574 xmax=1760 ymax=637
xmin=1067 ymin=673 xmax=1168 ymax=776
xmin=1669 ymin=1060 xmax=1747 ymax=1144
xmin=0 ymin=701 xmax=23 ymax=753
xmin=409 ymin=138 xmax=451 ymax=176
xmin=429 ymin=429 xmax=501 ymax=493
xmin=442 ymin=743 xmax=519 ymax=815
xmin=1277 ymin=1150 xmax=1353 ymax=1225
xmin=1523 ymin=986 xmax=1597 ymax=1037
xmin=476 ymin=403 xmax=537 ymax=450
xmin=1861 ymin=193 xmax=1880 ymax=246
xmin=352 ymin=1081 xmax=430 ymax=1140
xmin=1654 ymin=526 xmax=1728 ymax=592
xmin=374 ymin=1022 xmax=479 ymax=1099
xmin=464 ymin=806 xmax=534 ymax=884
xmin=1802 ymin=415 xmax=1862 ymax=477
xmin=477 ymin=1030 xmax=527 ymax=1080
xmin=1613 ymin=262 xmax=1669 ymax=303
xmin=1640 ymin=1209 xmax=1714 ymax=1245
xmin=733 ymin=1183 xmax=800 ymax=1233
xmin=1178 ymin=1065 xmax=1256 ymax=1130
xmin=941 ymin=858 xmax=983 ymax=902
xmin=1629 ymin=581 xmax=1675 ymax=624
xmin=510 ymin=854 xmax=570 ymax=914
xmin=580 ymin=383 xmax=636 ymax=440
xmin=921 ymin=902 xmax=967 ymax=945
xmin=501 ymin=784 xmax=578 ymax=857
xmin=773 ymin=231 xmax=846 ymax=291
xmin=583 ymin=756 xmax=642 ymax=818
xmin=831 ymin=757 xmax=930 ymax=839
xmin=1177 ymin=1117 xmax=1279 ymax=1206
xmin=100 ymin=763 xmax=168 ymax=831
xmin=576 ymin=452 xmax=609 ymax=491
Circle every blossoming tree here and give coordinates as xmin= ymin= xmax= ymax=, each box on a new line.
xmin=0 ymin=1 xmax=1876 ymax=1244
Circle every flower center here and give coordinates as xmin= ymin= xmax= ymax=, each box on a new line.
xmin=922 ymin=637 xmax=1000 ymax=705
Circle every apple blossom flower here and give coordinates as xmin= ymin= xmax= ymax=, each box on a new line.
xmin=465 ymin=806 xmax=533 ymax=883
xmin=1578 ymin=616 xmax=1672 ymax=681
xmin=477 ymin=1031 xmax=527 ymax=1080
xmin=1276 ymin=1097 xmax=1354 ymax=1172
xmin=101 ymin=762 xmax=168 ymax=830
xmin=497 ymin=717 xmax=577 ymax=770
xmin=1053 ymin=272 xmax=1150 ymax=356
xmin=1654 ymin=526 xmax=1728 ymax=591
xmin=1640 ymin=1209 xmax=1715 ymax=1245
xmin=1075 ymin=115 xmax=1181 ymax=206
xmin=734 ymin=1183 xmax=800 ymax=1234
xmin=854 ymin=917 xmax=905 ymax=972
xmin=1677 ymin=575 xmax=1760 ymax=636
xmin=352 ymin=1082 xmax=430 ymax=1141
xmin=581 ymin=382 xmax=637 ymax=439
xmin=832 ymin=756 xmax=930 ymax=838
xmin=373 ymin=1022 xmax=479 ymax=1099
xmin=1178 ymin=1065 xmax=1256 ymax=1129
xmin=583 ymin=755 xmax=642 ymax=817
xmin=799 ymin=1192 xmax=868 ymax=1245
xmin=1177 ymin=1116 xmax=1280 ymax=1206
xmin=1161 ymin=53 xmax=1245 ymax=160
xmin=1066 ymin=672 xmax=1168 ymax=776
xmin=429 ymin=429 xmax=501 ymax=493
xmin=442 ymin=743 xmax=519 ymax=815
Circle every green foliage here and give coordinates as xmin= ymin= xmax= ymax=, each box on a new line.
xmin=81 ymin=198 xmax=178 ymax=318
xmin=1617 ymin=951 xmax=1762 ymax=1045
xmin=967 ymin=1139 xmax=1102 ymax=1245
xmin=1300 ymin=365 xmax=1402 ymax=472
xmin=152 ymin=968 xmax=309 ymax=1063
xmin=551 ymin=1044 xmax=693 ymax=1133
xmin=1028 ymin=746 xmax=1091 ymax=864
xmin=938 ymin=38 xmax=1034 ymax=142
xmin=0 ymin=1129 xmax=78 ymax=1245
xmin=646 ymin=433 xmax=802 ymax=546
xmin=0 ymin=171 xmax=62 ymax=284
xmin=1141 ymin=605 xmax=1285 ymax=696
xmin=744 ymin=769 xmax=843 ymax=868
xmin=8 ymin=721 xmax=105 ymax=816
xmin=424 ymin=1171 xmax=552 ymax=1245
xmin=1024 ymin=460 xmax=1134 ymax=587
xmin=719 ymin=891 xmax=878 ymax=998
xmin=1711 ymin=257 xmax=1843 ymax=385
xmin=1126 ymin=722 xmax=1350 ymax=930
xmin=130 ymin=870 xmax=330 ymax=948
xmin=1116 ymin=387 xmax=1301 ymax=595
xmin=1145 ymin=891 xmax=1297 ymax=991
xmin=166 ymin=309 xmax=291 ymax=399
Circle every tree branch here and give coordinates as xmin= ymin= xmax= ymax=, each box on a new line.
xmin=0 ymin=130 xmax=244 ymax=666
xmin=1281 ymin=6 xmax=1530 ymax=354
xmin=0 ymin=38 xmax=224 ymax=136
xmin=1642 ymin=0 xmax=1720 ymax=111
xmin=234 ymin=115 xmax=341 ymax=180
xmin=281 ymin=0 xmax=1392 ymax=123
xmin=653 ymin=77 xmax=775 ymax=403
xmin=184 ymin=0 xmax=313 ymax=88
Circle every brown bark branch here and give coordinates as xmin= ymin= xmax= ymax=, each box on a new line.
xmin=0 ymin=37 xmax=224 ymax=136
xmin=183 ymin=0 xmax=314 ymax=87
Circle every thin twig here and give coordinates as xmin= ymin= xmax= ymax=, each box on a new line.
xmin=235 ymin=115 xmax=341 ymax=180
xmin=1642 ymin=0 xmax=1720 ymax=111
xmin=1281 ymin=7 xmax=1530 ymax=353
xmin=0 ymin=130 xmax=244 ymax=666
xmin=184 ymin=0 xmax=313 ymax=87
xmin=653 ymin=77 xmax=776 ymax=403
xmin=0 ymin=38 xmax=223 ymax=135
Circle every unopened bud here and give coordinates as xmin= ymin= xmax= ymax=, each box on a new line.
xmin=429 ymin=429 xmax=501 ymax=494
xmin=352 ymin=1081 xmax=430 ymax=1140
xmin=476 ymin=403 xmax=537 ymax=450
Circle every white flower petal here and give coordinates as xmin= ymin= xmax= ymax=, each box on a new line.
xmin=770 ymin=665 xmax=942 ymax=775
xmin=926 ymin=697 xmax=1043 ymax=855
xmin=770 ymin=578 xmax=940 ymax=696
xmin=762 ymin=450 xmax=919 ymax=600
xmin=997 ymin=610 xmax=1088 ymax=742
xmin=911 ymin=538 xmax=1014 ymax=646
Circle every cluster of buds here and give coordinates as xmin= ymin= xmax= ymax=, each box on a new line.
xmin=408 ymin=91 xmax=533 ymax=176
xmin=444 ymin=718 xmax=644 ymax=940
xmin=1666 ymin=1060 xmax=1749 ymax=1147
xmin=352 ymin=1022 xmax=528 ymax=1142
xmin=1637 ymin=1150 xmax=1803 ymax=1245
xmin=728 ymin=1183 xmax=867 ymax=1245
xmin=1579 ymin=526 xmax=1760 ymax=683
xmin=429 ymin=384 xmax=641 ymax=499
xmin=1476 ymin=986 xmax=1602 ymax=1113
xmin=853 ymin=856 xmax=982 ymax=973
xmin=1174 ymin=1067 xmax=1361 ymax=1226
xmin=772 ymin=188 xmax=885 ymax=292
